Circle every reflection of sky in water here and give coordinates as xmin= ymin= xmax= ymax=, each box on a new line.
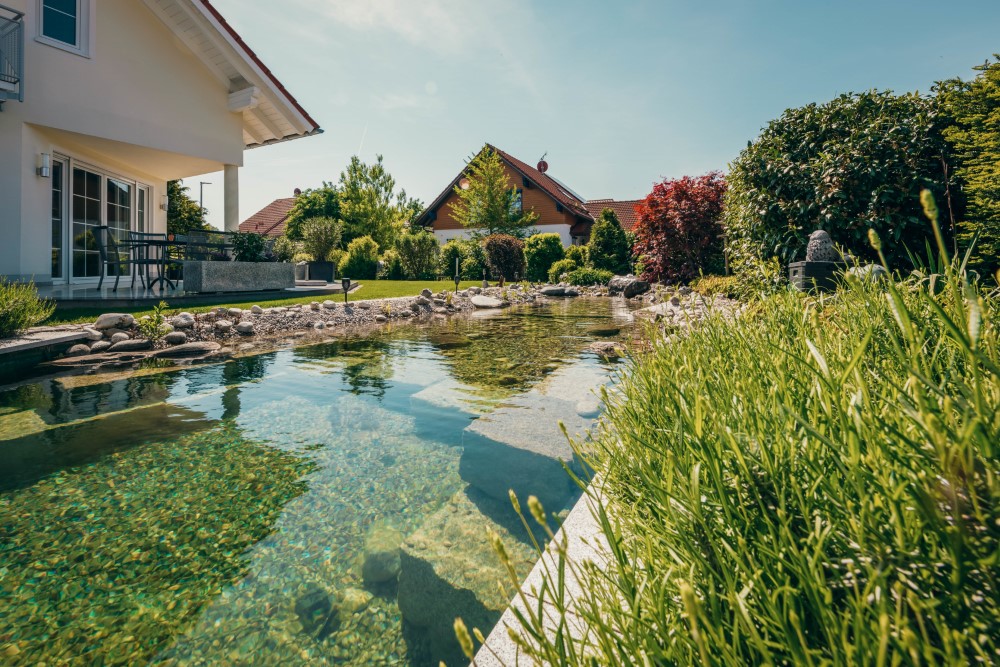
xmin=0 ymin=299 xmax=635 ymax=666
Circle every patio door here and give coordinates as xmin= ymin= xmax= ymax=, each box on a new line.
xmin=70 ymin=166 xmax=102 ymax=281
xmin=50 ymin=157 xmax=67 ymax=282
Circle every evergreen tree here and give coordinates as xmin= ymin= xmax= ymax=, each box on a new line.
xmin=449 ymin=147 xmax=538 ymax=239
xmin=167 ymin=180 xmax=211 ymax=235
xmin=587 ymin=209 xmax=632 ymax=275
xmin=937 ymin=57 xmax=1000 ymax=276
xmin=285 ymin=183 xmax=340 ymax=240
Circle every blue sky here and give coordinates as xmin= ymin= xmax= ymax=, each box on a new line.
xmin=195 ymin=0 xmax=1000 ymax=228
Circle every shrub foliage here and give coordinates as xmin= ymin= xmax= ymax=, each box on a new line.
xmin=0 ymin=280 xmax=55 ymax=337
xmin=300 ymin=217 xmax=343 ymax=262
xmin=565 ymin=267 xmax=613 ymax=286
xmin=587 ymin=209 xmax=631 ymax=275
xmin=524 ymin=233 xmax=565 ymax=282
xmin=337 ymin=235 xmax=380 ymax=279
xmin=396 ymin=230 xmax=440 ymax=279
xmin=481 ymin=234 xmax=526 ymax=282
xmin=547 ymin=258 xmax=578 ymax=283
xmin=724 ymin=91 xmax=951 ymax=282
xmin=634 ymin=172 xmax=727 ymax=282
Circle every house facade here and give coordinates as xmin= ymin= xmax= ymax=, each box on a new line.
xmin=414 ymin=144 xmax=642 ymax=246
xmin=0 ymin=0 xmax=320 ymax=284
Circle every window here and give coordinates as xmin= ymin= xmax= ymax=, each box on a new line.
xmin=37 ymin=0 xmax=90 ymax=55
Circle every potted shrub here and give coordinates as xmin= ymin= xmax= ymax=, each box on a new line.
xmin=301 ymin=217 xmax=342 ymax=283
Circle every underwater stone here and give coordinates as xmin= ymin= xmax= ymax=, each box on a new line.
xmin=362 ymin=526 xmax=403 ymax=585
xmin=294 ymin=586 xmax=334 ymax=637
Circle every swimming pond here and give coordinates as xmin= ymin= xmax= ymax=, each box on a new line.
xmin=0 ymin=298 xmax=635 ymax=666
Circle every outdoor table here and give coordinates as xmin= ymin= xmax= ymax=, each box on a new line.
xmin=135 ymin=237 xmax=186 ymax=291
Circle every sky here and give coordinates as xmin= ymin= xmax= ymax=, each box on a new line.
xmin=193 ymin=0 xmax=1000 ymax=229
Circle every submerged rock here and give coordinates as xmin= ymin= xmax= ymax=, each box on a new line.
xmin=294 ymin=587 xmax=336 ymax=638
xmin=362 ymin=526 xmax=403 ymax=585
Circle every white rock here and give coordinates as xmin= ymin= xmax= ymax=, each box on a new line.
xmin=66 ymin=344 xmax=90 ymax=357
xmin=171 ymin=316 xmax=195 ymax=330
xmin=227 ymin=308 xmax=243 ymax=318
xmin=82 ymin=328 xmax=103 ymax=341
xmin=235 ymin=321 xmax=255 ymax=335
xmin=322 ymin=300 xmax=337 ymax=309
xmin=110 ymin=332 xmax=130 ymax=344
xmin=251 ymin=305 xmax=264 ymax=315
xmin=471 ymin=295 xmax=505 ymax=309
xmin=94 ymin=313 xmax=134 ymax=330
xmin=310 ymin=302 xmax=320 ymax=311
xmin=215 ymin=320 xmax=233 ymax=332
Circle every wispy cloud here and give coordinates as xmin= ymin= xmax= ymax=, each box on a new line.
xmin=371 ymin=91 xmax=445 ymax=114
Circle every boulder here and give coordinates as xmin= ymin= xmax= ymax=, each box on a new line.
xmin=322 ymin=300 xmax=337 ymax=310
xmin=540 ymin=286 xmax=566 ymax=297
xmin=294 ymin=586 xmax=336 ymax=638
xmin=564 ymin=288 xmax=581 ymax=297
xmin=164 ymin=332 xmax=188 ymax=345
xmin=235 ymin=322 xmax=255 ymax=335
xmin=108 ymin=339 xmax=153 ymax=353
xmin=362 ymin=526 xmax=403 ymax=585
xmin=310 ymin=302 xmax=320 ymax=311
xmin=608 ymin=275 xmax=651 ymax=298
xmin=415 ymin=296 xmax=431 ymax=306
xmin=469 ymin=286 xmax=482 ymax=295
xmin=171 ymin=317 xmax=195 ymax=330
xmin=375 ymin=315 xmax=388 ymax=323
xmin=94 ymin=313 xmax=135 ymax=330
xmin=82 ymin=328 xmax=103 ymax=342
xmin=90 ymin=341 xmax=112 ymax=353
xmin=470 ymin=295 xmax=505 ymax=309
xmin=66 ymin=344 xmax=91 ymax=357
xmin=420 ymin=288 xmax=433 ymax=298
xmin=250 ymin=305 xmax=264 ymax=315
xmin=356 ymin=301 xmax=372 ymax=309
xmin=214 ymin=320 xmax=233 ymax=333
xmin=153 ymin=341 xmax=222 ymax=358
xmin=110 ymin=332 xmax=130 ymax=344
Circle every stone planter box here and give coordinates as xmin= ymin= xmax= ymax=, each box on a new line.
xmin=789 ymin=260 xmax=846 ymax=293
xmin=183 ymin=261 xmax=294 ymax=293
xmin=306 ymin=261 xmax=335 ymax=283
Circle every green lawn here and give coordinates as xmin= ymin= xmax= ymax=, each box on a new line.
xmin=46 ymin=280 xmax=490 ymax=326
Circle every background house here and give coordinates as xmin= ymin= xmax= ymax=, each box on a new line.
xmin=414 ymin=144 xmax=640 ymax=246
xmin=0 ymin=0 xmax=320 ymax=284
xmin=239 ymin=189 xmax=299 ymax=237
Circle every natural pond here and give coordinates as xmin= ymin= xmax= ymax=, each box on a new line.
xmin=0 ymin=298 xmax=635 ymax=666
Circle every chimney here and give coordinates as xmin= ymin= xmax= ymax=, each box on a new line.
xmin=294 ymin=188 xmax=302 ymax=196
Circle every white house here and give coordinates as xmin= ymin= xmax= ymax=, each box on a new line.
xmin=0 ymin=0 xmax=320 ymax=284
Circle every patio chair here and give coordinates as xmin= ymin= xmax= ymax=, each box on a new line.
xmin=95 ymin=226 xmax=131 ymax=292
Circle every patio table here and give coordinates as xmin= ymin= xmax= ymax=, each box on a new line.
xmin=135 ymin=237 xmax=186 ymax=291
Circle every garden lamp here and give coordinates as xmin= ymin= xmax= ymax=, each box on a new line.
xmin=341 ymin=277 xmax=351 ymax=303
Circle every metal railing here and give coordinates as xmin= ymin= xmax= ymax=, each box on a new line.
xmin=0 ymin=3 xmax=24 ymax=103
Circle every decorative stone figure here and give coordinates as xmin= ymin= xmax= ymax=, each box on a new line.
xmin=805 ymin=230 xmax=840 ymax=262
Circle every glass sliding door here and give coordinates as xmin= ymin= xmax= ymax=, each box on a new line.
xmin=106 ymin=178 xmax=132 ymax=277
xmin=71 ymin=167 xmax=102 ymax=280
xmin=50 ymin=159 xmax=66 ymax=281
xmin=137 ymin=187 xmax=148 ymax=233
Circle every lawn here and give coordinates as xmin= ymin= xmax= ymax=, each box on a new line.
xmin=45 ymin=280 xmax=489 ymax=326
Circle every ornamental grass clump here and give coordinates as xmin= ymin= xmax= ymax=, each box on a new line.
xmin=0 ymin=279 xmax=55 ymax=338
xmin=490 ymin=195 xmax=999 ymax=665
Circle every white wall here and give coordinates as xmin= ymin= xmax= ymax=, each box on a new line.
xmin=0 ymin=0 xmax=245 ymax=281
xmin=433 ymin=224 xmax=574 ymax=247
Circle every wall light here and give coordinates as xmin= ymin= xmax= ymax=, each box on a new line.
xmin=160 ymin=194 xmax=169 ymax=211
xmin=37 ymin=153 xmax=51 ymax=178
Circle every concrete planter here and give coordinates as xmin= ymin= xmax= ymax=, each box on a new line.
xmin=306 ymin=261 xmax=335 ymax=283
xmin=183 ymin=260 xmax=294 ymax=293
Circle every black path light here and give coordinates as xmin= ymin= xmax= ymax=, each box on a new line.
xmin=454 ymin=255 xmax=461 ymax=292
xmin=341 ymin=277 xmax=351 ymax=303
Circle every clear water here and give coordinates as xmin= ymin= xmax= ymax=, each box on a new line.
xmin=0 ymin=298 xmax=634 ymax=666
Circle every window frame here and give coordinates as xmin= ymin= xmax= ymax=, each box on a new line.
xmin=36 ymin=0 xmax=93 ymax=58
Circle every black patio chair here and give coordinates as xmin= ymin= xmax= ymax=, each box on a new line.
xmin=95 ymin=226 xmax=131 ymax=292
xmin=128 ymin=231 xmax=167 ymax=289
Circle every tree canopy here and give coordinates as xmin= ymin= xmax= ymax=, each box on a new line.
xmin=166 ymin=180 xmax=212 ymax=235
xmin=449 ymin=147 xmax=539 ymax=239
xmin=285 ymin=183 xmax=340 ymax=240
xmin=339 ymin=155 xmax=420 ymax=250
xmin=587 ymin=209 xmax=632 ymax=275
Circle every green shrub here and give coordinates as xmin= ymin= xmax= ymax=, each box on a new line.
xmin=524 ymin=233 xmax=565 ymax=282
xmin=482 ymin=234 xmax=526 ymax=282
xmin=396 ymin=230 xmax=440 ymax=279
xmin=337 ymin=235 xmax=380 ymax=279
xmin=547 ymin=259 xmax=578 ymax=283
xmin=564 ymin=245 xmax=588 ymax=266
xmin=0 ymin=280 xmax=55 ymax=337
xmin=725 ymin=90 xmax=950 ymax=288
xmin=231 ymin=232 xmax=267 ymax=262
xmin=300 ymin=217 xmax=343 ymax=262
xmin=565 ymin=267 xmax=613 ymax=286
xmin=587 ymin=209 xmax=631 ymax=274
xmin=272 ymin=235 xmax=301 ymax=263
xmin=377 ymin=249 xmax=404 ymax=280
xmin=689 ymin=274 xmax=739 ymax=298
xmin=494 ymin=200 xmax=1000 ymax=665
xmin=439 ymin=239 xmax=466 ymax=277
xmin=461 ymin=240 xmax=488 ymax=280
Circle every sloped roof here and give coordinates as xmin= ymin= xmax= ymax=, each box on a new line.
xmin=585 ymin=199 xmax=643 ymax=231
xmin=239 ymin=197 xmax=296 ymax=237
xmin=143 ymin=0 xmax=322 ymax=149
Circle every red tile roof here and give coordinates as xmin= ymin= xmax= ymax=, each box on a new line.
xmin=584 ymin=199 xmax=643 ymax=231
xmin=239 ymin=197 xmax=296 ymax=237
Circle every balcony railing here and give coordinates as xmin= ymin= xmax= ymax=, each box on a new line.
xmin=0 ymin=3 xmax=24 ymax=104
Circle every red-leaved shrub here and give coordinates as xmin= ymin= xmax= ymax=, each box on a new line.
xmin=634 ymin=172 xmax=727 ymax=282
xmin=482 ymin=234 xmax=526 ymax=281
